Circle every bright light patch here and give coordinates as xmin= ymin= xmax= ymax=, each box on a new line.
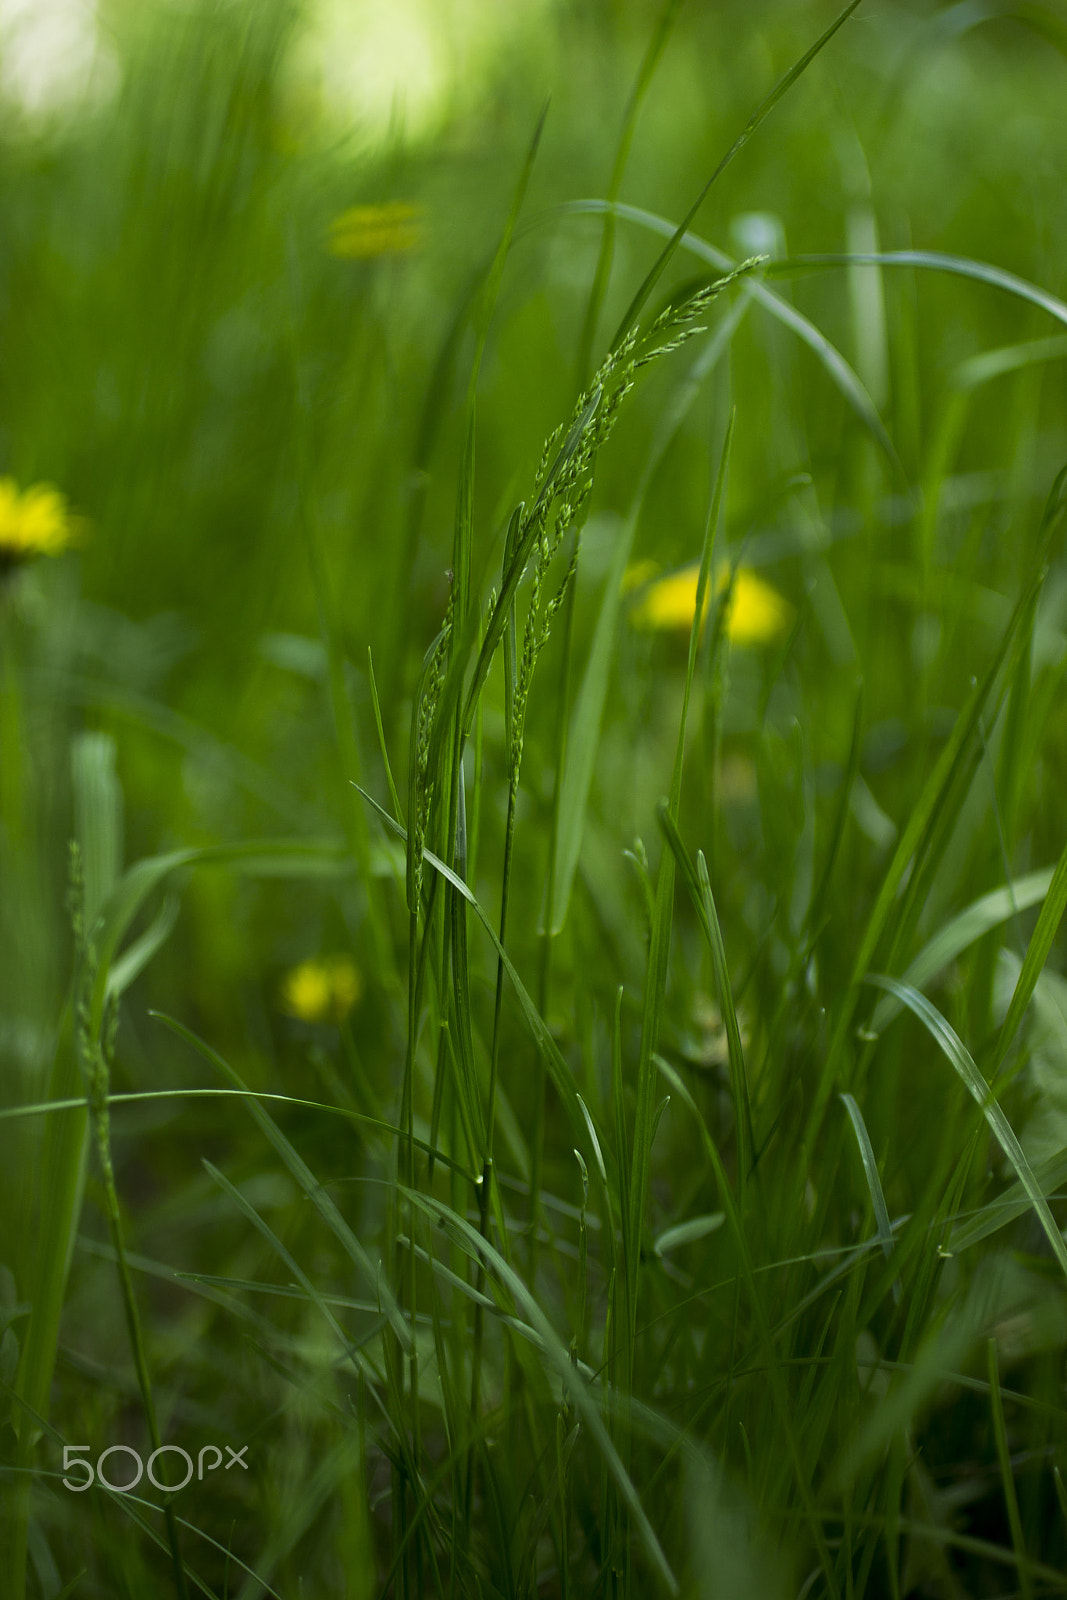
xmin=0 ymin=0 xmax=117 ymax=119
xmin=295 ymin=0 xmax=556 ymax=143
xmin=318 ymin=1 xmax=442 ymax=140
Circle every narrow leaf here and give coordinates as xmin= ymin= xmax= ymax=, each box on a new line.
xmin=560 ymin=198 xmax=900 ymax=472
xmin=774 ymin=249 xmax=1067 ymax=333
xmin=869 ymin=867 xmax=1055 ymax=1035
xmin=653 ymin=1213 xmax=725 ymax=1257
xmin=401 ymin=1186 xmax=679 ymax=1595
xmin=840 ymin=1093 xmax=894 ymax=1263
xmin=991 ymin=835 xmax=1067 ymax=1077
xmin=154 ymin=1014 xmax=411 ymax=1348
xmin=867 ymin=976 xmax=1067 ymax=1283
xmin=611 ymin=0 xmax=866 ymax=347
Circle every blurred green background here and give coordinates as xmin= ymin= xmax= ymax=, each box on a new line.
xmin=3 ymin=0 xmax=1067 ymax=1592
xmin=4 ymin=0 xmax=1066 ymax=1046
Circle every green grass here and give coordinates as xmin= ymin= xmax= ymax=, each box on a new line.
xmin=4 ymin=0 xmax=1067 ymax=1594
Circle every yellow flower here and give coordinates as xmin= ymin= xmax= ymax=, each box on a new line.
xmin=327 ymin=202 xmax=422 ymax=260
xmin=626 ymin=562 xmax=792 ymax=646
xmin=724 ymin=569 xmax=794 ymax=645
xmin=0 ymin=478 xmax=80 ymax=570
xmin=280 ymin=955 xmax=362 ymax=1023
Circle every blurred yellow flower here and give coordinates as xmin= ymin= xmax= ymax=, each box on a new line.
xmin=327 ymin=202 xmax=423 ymax=259
xmin=627 ymin=562 xmax=792 ymax=646
xmin=280 ymin=955 xmax=362 ymax=1023
xmin=0 ymin=477 xmax=80 ymax=569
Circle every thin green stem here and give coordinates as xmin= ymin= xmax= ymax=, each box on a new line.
xmin=466 ymin=773 xmax=519 ymax=1513
xmin=83 ymin=1035 xmax=189 ymax=1600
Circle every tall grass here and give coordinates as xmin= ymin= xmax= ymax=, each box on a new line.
xmin=3 ymin=1 xmax=1067 ymax=1595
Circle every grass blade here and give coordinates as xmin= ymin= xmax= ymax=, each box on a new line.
xmin=653 ymin=1213 xmax=725 ymax=1257
xmin=202 ymin=1158 xmax=377 ymax=1378
xmin=948 ymin=1145 xmax=1067 ymax=1255
xmin=153 ymin=1012 xmax=411 ymax=1349
xmin=867 ymin=975 xmax=1067 ymax=1283
xmin=772 ymin=249 xmax=1067 ymax=332
xmin=628 ymin=416 xmax=734 ymax=1289
xmin=71 ymin=731 xmax=123 ymax=927
xmin=353 ymin=784 xmax=604 ymax=1168
xmin=610 ymin=0 xmax=866 ymax=348
xmin=366 ymin=646 xmax=404 ymax=824
xmin=551 ymin=296 xmax=748 ymax=936
xmin=986 ymin=1336 xmax=1034 ymax=1600
xmin=560 ymin=199 xmax=900 ymax=473
xmin=576 ymin=0 xmax=685 ymax=380
xmin=990 ymin=834 xmax=1067 ymax=1079
xmin=840 ymin=1093 xmax=894 ymax=1265
xmin=400 ymin=1186 xmax=679 ymax=1596
xmin=654 ymin=1055 xmax=838 ymax=1593
xmin=657 ymin=809 xmax=753 ymax=1198
xmin=869 ymin=867 xmax=1055 ymax=1035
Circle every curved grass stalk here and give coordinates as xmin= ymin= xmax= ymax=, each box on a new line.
xmin=556 ymin=197 xmax=901 ymax=475
xmin=867 ymin=975 xmax=1067 ymax=1283
xmin=73 ymin=920 xmax=190 ymax=1599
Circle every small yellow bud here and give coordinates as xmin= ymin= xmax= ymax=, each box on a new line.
xmin=327 ymin=202 xmax=422 ymax=260
xmin=626 ymin=561 xmax=792 ymax=646
xmin=279 ymin=955 xmax=363 ymax=1023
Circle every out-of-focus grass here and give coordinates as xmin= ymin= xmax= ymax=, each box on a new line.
xmin=3 ymin=1 xmax=1067 ymax=1595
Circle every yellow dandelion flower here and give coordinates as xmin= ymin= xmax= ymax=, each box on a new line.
xmin=627 ymin=562 xmax=792 ymax=646
xmin=726 ymin=568 xmax=795 ymax=645
xmin=280 ymin=955 xmax=362 ymax=1024
xmin=0 ymin=478 xmax=80 ymax=571
xmin=327 ymin=202 xmax=423 ymax=260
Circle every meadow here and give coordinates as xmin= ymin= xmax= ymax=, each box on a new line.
xmin=3 ymin=0 xmax=1067 ymax=1594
